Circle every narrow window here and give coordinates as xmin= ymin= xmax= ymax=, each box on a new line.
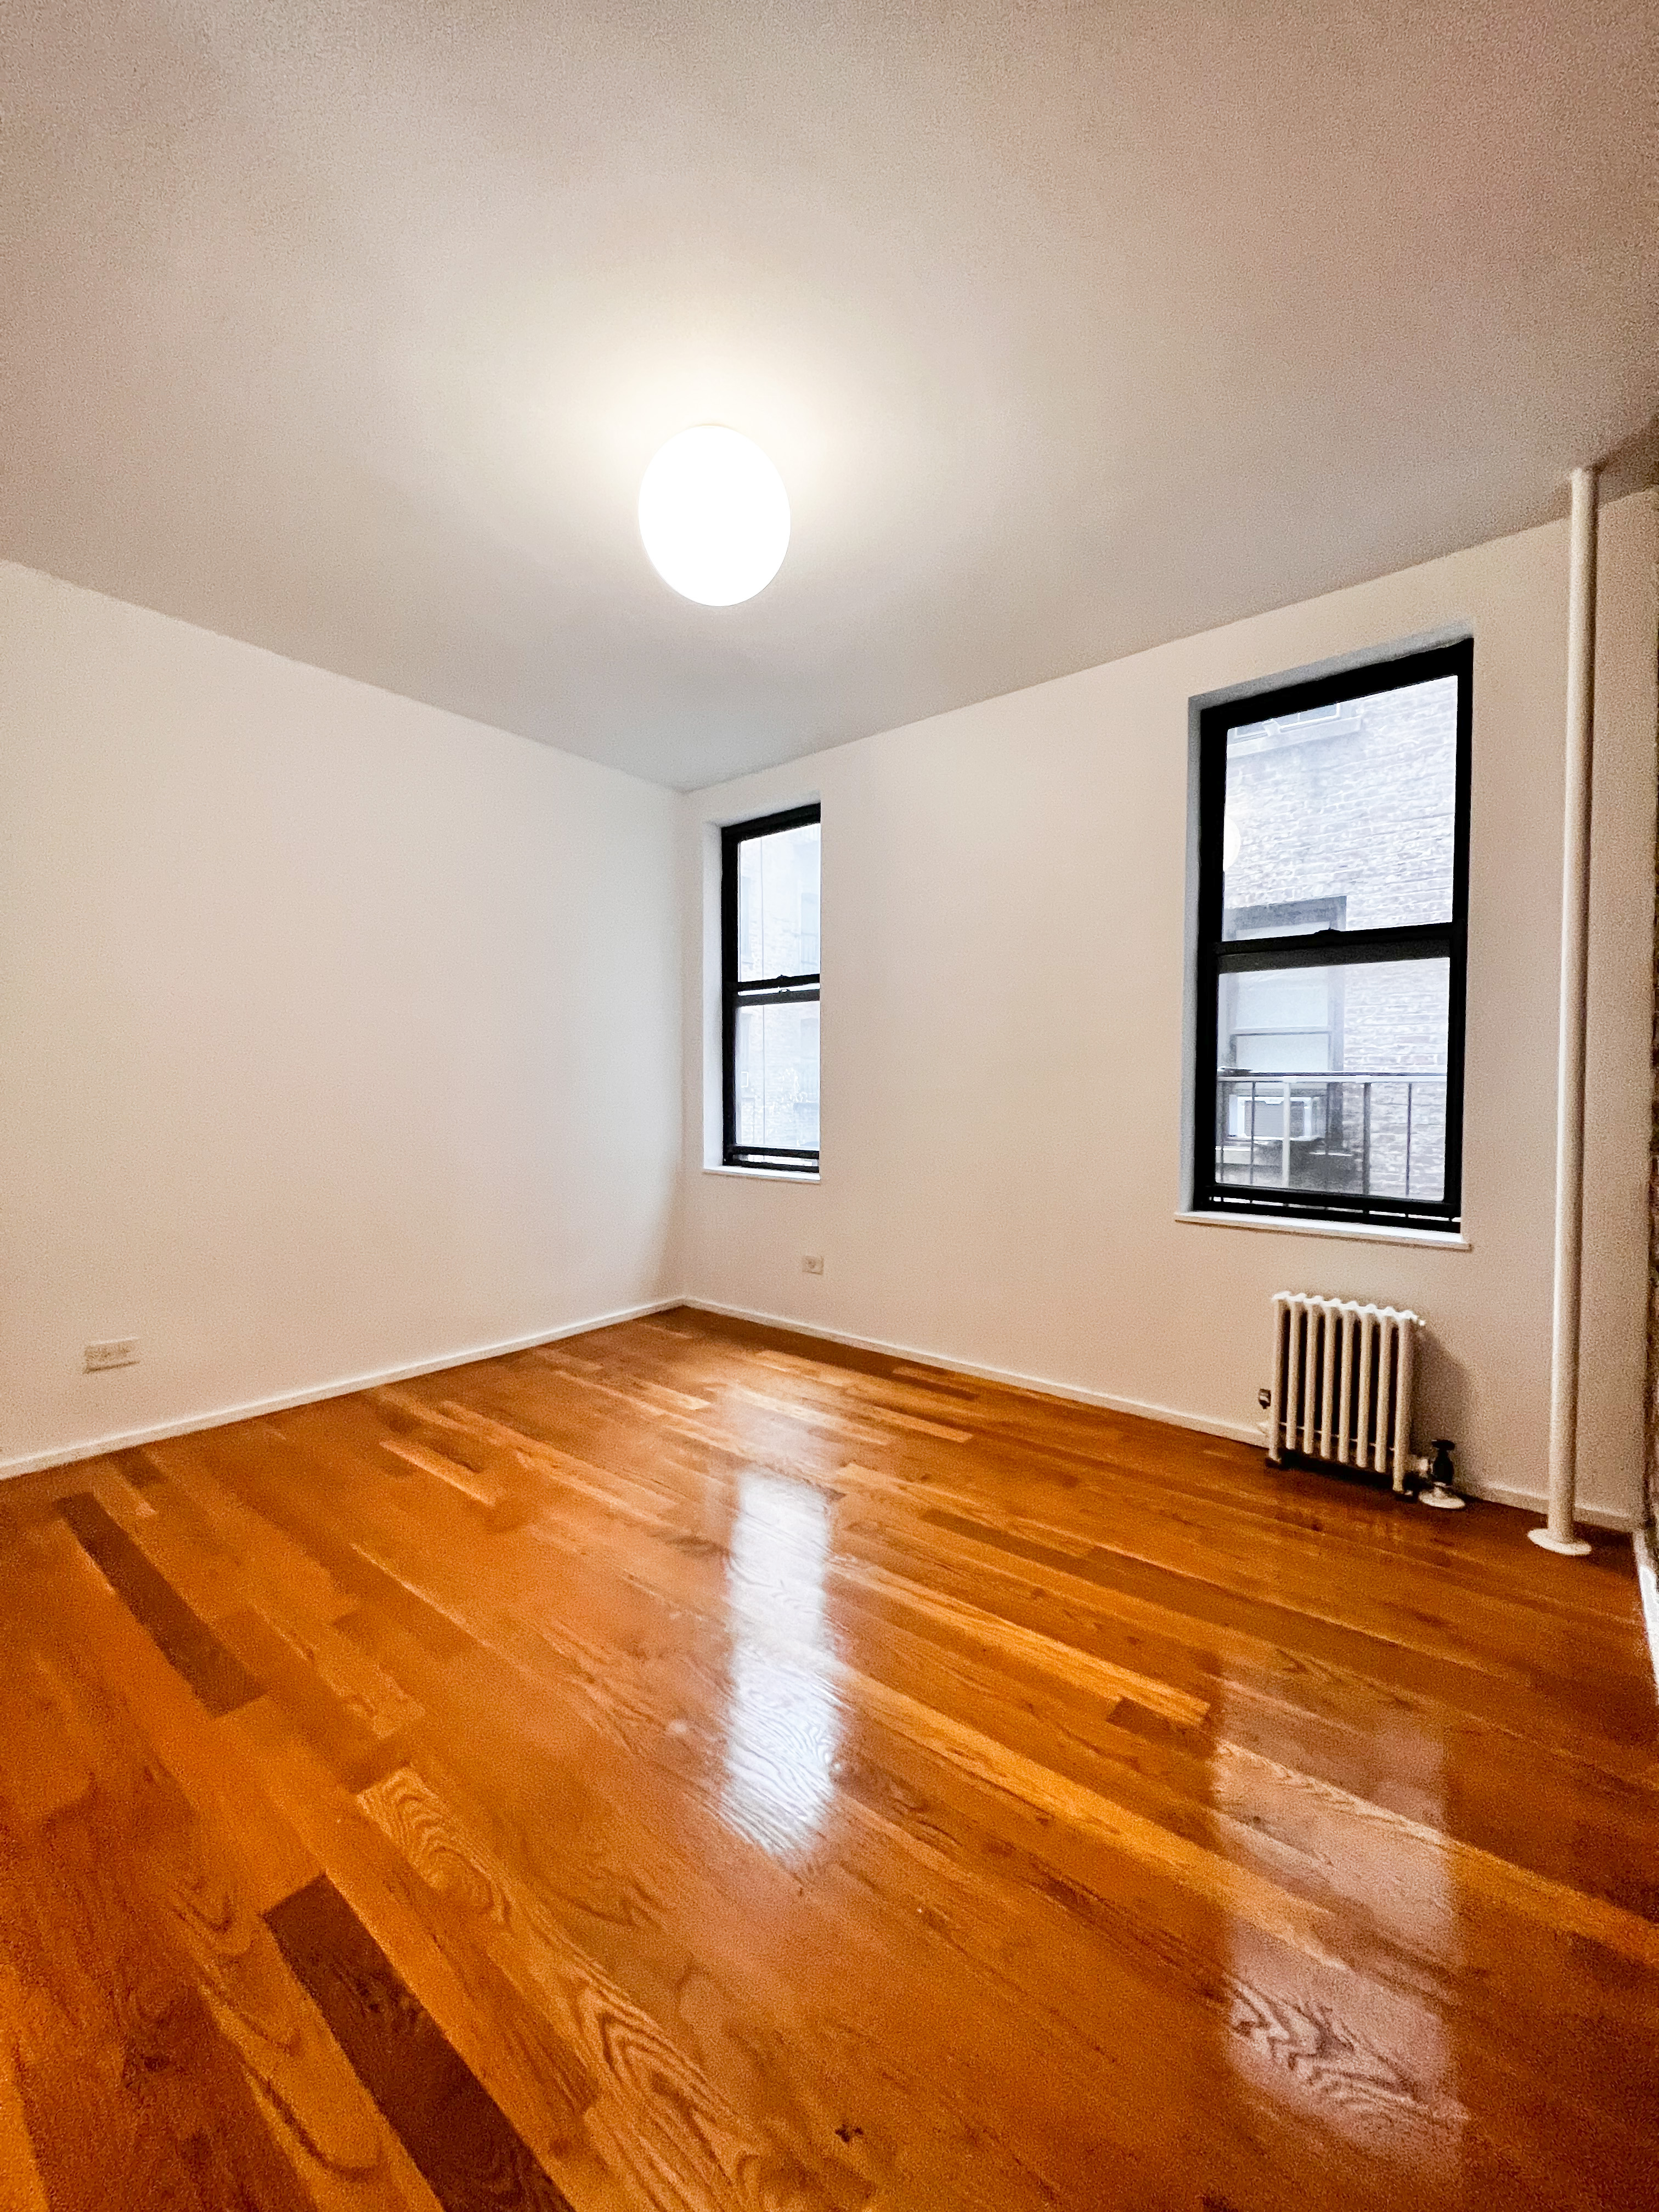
xmin=1192 ymin=639 xmax=1471 ymax=1231
xmin=722 ymin=804 xmax=821 ymax=1172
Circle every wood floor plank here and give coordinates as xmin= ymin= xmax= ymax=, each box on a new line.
xmin=143 ymin=1434 xmax=360 ymax=1624
xmin=0 ymin=1946 xmax=50 ymax=2212
xmin=380 ymin=1437 xmax=506 ymax=1507
xmin=267 ymin=1876 xmax=576 ymax=2212
xmin=55 ymin=1491 xmax=263 ymax=1717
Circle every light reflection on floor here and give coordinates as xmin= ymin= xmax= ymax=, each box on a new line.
xmin=721 ymin=1469 xmax=842 ymax=1857
xmin=1215 ymin=1684 xmax=1460 ymax=2174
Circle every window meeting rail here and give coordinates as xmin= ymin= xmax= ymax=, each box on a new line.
xmin=732 ymin=971 xmax=820 ymax=1008
xmin=1214 ymin=923 xmax=1459 ymax=973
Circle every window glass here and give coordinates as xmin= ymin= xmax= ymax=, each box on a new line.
xmin=737 ymin=822 xmax=820 ymax=981
xmin=734 ymin=1002 xmax=820 ymax=1154
xmin=1215 ymin=957 xmax=1449 ymax=1205
xmin=724 ymin=805 xmax=821 ymax=1171
xmin=1222 ymin=675 xmax=1457 ymax=938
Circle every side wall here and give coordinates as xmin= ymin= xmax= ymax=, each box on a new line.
xmin=2 ymin=564 xmax=682 ymax=1471
xmin=681 ymin=491 xmax=1659 ymax=1528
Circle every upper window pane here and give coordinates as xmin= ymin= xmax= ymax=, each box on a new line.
xmin=1221 ymin=674 xmax=1458 ymax=938
xmin=737 ymin=822 xmax=820 ymax=980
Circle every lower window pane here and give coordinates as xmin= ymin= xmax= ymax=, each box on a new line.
xmin=1214 ymin=958 xmax=1449 ymax=1205
xmin=735 ymin=1001 xmax=820 ymax=1155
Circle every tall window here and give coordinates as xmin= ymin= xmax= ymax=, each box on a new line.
xmin=723 ymin=804 xmax=820 ymax=1172
xmin=1191 ymin=639 xmax=1471 ymax=1231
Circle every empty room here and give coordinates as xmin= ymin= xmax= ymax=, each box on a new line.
xmin=3 ymin=4 xmax=1658 ymax=2208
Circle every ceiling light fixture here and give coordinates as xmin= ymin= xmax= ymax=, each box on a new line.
xmin=638 ymin=426 xmax=790 ymax=606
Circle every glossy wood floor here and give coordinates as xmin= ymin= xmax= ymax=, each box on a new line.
xmin=1 ymin=1308 xmax=1655 ymax=2212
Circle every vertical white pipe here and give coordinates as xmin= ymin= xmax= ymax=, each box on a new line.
xmin=1532 ymin=465 xmax=1600 ymax=1557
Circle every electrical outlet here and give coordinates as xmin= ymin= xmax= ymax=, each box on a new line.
xmin=801 ymin=1254 xmax=824 ymax=1276
xmin=84 ymin=1339 xmax=139 ymax=1373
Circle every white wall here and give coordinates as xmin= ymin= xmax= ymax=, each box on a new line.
xmin=681 ymin=490 xmax=1658 ymax=1529
xmin=2 ymin=563 xmax=681 ymax=1472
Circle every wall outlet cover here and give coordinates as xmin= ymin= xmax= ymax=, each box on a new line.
xmin=84 ymin=1339 xmax=139 ymax=1373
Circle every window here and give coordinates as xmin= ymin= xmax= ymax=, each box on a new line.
xmin=722 ymin=804 xmax=820 ymax=1171
xmin=1190 ymin=639 xmax=1471 ymax=1231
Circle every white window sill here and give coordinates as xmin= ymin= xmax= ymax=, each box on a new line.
xmin=1175 ymin=1210 xmax=1469 ymax=1252
xmin=703 ymin=1165 xmax=820 ymax=1184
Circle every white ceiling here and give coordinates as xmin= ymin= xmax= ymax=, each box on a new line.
xmin=3 ymin=2 xmax=1655 ymax=789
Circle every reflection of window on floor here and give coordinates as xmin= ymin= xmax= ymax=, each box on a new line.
xmin=1192 ymin=639 xmax=1470 ymax=1231
xmin=1209 ymin=1677 xmax=1457 ymax=2170
xmin=721 ymin=1470 xmax=838 ymax=1858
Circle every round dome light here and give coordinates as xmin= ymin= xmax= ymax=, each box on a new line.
xmin=638 ymin=426 xmax=790 ymax=606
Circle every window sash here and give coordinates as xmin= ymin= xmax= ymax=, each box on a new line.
xmin=1190 ymin=640 xmax=1471 ymax=1229
xmin=722 ymin=804 xmax=821 ymax=1170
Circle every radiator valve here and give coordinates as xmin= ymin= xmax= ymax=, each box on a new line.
xmin=1419 ymin=1438 xmax=1466 ymax=1511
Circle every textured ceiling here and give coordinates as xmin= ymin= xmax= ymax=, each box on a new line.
xmin=3 ymin=2 xmax=1655 ymax=787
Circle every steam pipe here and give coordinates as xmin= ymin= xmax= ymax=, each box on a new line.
xmin=1532 ymin=465 xmax=1600 ymax=1558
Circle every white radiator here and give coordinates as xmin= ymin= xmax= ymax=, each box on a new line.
xmin=1268 ymin=1293 xmax=1421 ymax=1493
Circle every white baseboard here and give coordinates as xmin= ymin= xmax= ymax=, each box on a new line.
xmin=0 ymin=1297 xmax=685 ymax=1480
xmin=681 ymin=1297 xmax=1265 ymax=1446
xmin=1635 ymin=1523 xmax=1659 ymax=1688
xmin=681 ymin=1298 xmax=1643 ymax=1530
xmin=16 ymin=1287 xmax=1644 ymax=1545
xmin=1451 ymin=1476 xmax=1638 ymax=1532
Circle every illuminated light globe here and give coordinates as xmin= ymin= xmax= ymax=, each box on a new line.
xmin=638 ymin=426 xmax=790 ymax=605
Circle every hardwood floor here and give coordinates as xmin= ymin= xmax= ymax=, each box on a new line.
xmin=1 ymin=1307 xmax=1654 ymax=2211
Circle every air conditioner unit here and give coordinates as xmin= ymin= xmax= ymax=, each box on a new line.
xmin=1226 ymin=1090 xmax=1325 ymax=1143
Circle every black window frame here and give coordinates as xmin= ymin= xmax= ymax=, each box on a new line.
xmin=721 ymin=802 xmax=821 ymax=1173
xmin=1190 ymin=637 xmax=1472 ymax=1232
